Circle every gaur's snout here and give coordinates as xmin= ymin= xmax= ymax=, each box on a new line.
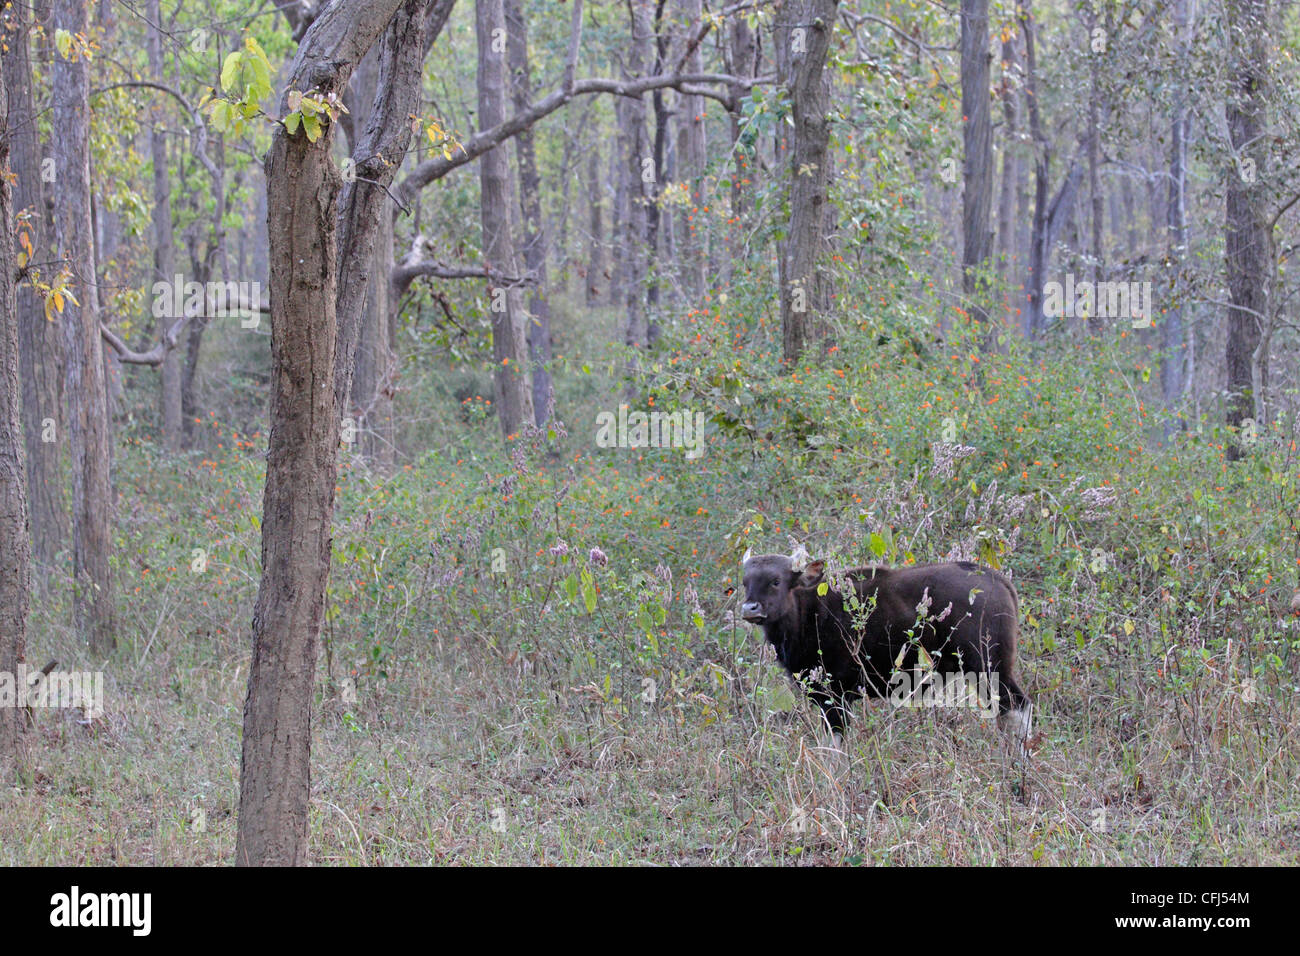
xmin=741 ymin=602 xmax=765 ymax=622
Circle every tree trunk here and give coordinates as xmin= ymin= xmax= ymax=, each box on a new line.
xmin=1162 ymin=0 xmax=1191 ymax=419
xmin=644 ymin=0 xmax=671 ymax=344
xmin=677 ymin=0 xmax=707 ymax=300
xmin=608 ymin=120 xmax=627 ymax=307
xmin=3 ymin=0 xmax=66 ymax=569
xmin=619 ymin=0 xmax=652 ymax=353
xmin=1084 ymin=3 xmax=1107 ymax=336
xmin=995 ymin=34 xmax=1020 ymax=300
xmin=1020 ymin=0 xmax=1081 ymax=339
xmin=506 ymin=0 xmax=554 ymax=423
xmin=180 ymin=122 xmax=226 ymax=451
xmin=236 ymin=0 xmax=408 ymax=867
xmin=585 ymin=143 xmax=605 ymax=305
xmin=777 ymin=0 xmax=839 ymax=365
xmin=146 ymin=0 xmax=182 ymax=451
xmin=477 ymin=0 xmax=534 ymax=436
xmin=1224 ymin=0 xmax=1268 ymax=460
xmin=347 ymin=48 xmax=396 ymax=469
xmin=960 ymin=0 xmax=993 ymax=332
xmin=722 ymin=14 xmax=756 ymax=289
xmin=0 ymin=54 xmax=33 ymax=783
xmin=348 ymin=0 xmax=453 ymax=467
xmin=53 ymin=0 xmax=115 ymax=654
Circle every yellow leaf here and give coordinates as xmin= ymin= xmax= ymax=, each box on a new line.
xmin=44 ymin=297 xmax=55 ymax=322
xmin=53 ymin=292 xmax=64 ymax=313
xmin=1123 ymin=619 xmax=1134 ymax=636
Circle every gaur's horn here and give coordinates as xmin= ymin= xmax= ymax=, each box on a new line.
xmin=741 ymin=547 xmax=753 ymax=565
xmin=789 ymin=543 xmax=811 ymax=572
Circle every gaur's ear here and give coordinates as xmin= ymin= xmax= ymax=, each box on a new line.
xmin=796 ymin=560 xmax=825 ymax=588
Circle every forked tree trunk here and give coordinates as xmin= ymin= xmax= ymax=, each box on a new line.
xmin=477 ymin=0 xmax=534 ymax=435
xmin=53 ymin=0 xmax=115 ymax=654
xmin=0 ymin=56 xmax=33 ymax=783
xmin=3 ymin=0 xmax=65 ymax=569
xmin=1019 ymin=0 xmax=1081 ymax=339
xmin=235 ymin=0 xmax=408 ymax=867
xmin=347 ymin=49 xmax=396 ymax=468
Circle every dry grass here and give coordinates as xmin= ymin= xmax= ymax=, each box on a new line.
xmin=5 ymin=611 xmax=1297 ymax=866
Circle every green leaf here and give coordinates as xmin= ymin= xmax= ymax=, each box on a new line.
xmin=210 ymin=101 xmax=232 ymax=133
xmin=302 ymin=112 xmax=322 ymax=142
xmin=869 ymin=532 xmax=887 ymax=558
xmin=581 ymin=569 xmax=597 ymax=615
xmin=284 ymin=111 xmax=301 ymax=135
xmin=221 ymin=51 xmax=242 ymax=93
xmin=55 ymin=28 xmax=73 ymax=60
xmin=246 ymin=40 xmax=272 ymax=98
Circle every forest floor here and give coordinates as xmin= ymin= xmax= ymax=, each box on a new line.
xmin=4 ymin=301 xmax=1299 ymax=865
xmin=3 ymin=604 xmax=1296 ymax=865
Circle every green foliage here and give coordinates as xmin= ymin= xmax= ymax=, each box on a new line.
xmin=201 ymin=36 xmax=273 ymax=136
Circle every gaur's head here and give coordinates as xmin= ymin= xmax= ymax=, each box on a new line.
xmin=740 ymin=549 xmax=826 ymax=624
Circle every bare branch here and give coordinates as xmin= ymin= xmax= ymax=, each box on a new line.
xmin=395 ymin=70 xmax=770 ymax=207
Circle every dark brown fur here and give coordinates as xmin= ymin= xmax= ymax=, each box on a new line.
xmin=741 ymin=554 xmax=1030 ymax=738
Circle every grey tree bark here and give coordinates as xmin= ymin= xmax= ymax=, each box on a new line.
xmin=1223 ymin=0 xmax=1268 ymax=460
xmin=677 ymin=0 xmax=708 ymax=299
xmin=585 ymin=143 xmax=605 ymax=305
xmin=345 ymin=0 xmax=454 ymax=466
xmin=619 ymin=0 xmax=652 ymax=353
xmin=0 ymin=52 xmax=33 ymax=783
xmin=2 ymin=0 xmax=65 ymax=569
xmin=506 ymin=0 xmax=553 ymax=423
xmin=776 ymin=0 xmax=839 ymax=365
xmin=1162 ymin=0 xmax=1191 ymax=417
xmin=721 ymin=14 xmax=756 ymax=289
xmin=145 ymin=0 xmax=182 ymax=451
xmin=1020 ymin=0 xmax=1081 ymax=338
xmin=960 ymin=0 xmax=993 ymax=331
xmin=53 ymin=0 xmax=115 ymax=654
xmin=995 ymin=34 xmax=1021 ymax=324
xmin=477 ymin=0 xmax=534 ymax=436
